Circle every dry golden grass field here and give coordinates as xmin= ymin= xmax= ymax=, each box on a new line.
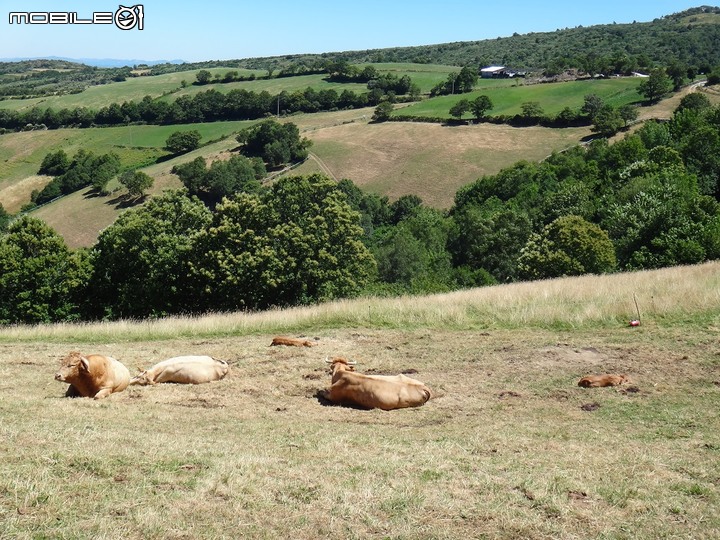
xmin=1 ymin=263 xmax=719 ymax=539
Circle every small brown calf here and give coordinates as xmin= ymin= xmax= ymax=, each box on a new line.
xmin=577 ymin=374 xmax=629 ymax=388
xmin=270 ymin=336 xmax=316 ymax=347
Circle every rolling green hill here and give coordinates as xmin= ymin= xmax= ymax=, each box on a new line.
xmin=394 ymin=77 xmax=643 ymax=119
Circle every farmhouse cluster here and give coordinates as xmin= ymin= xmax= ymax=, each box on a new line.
xmin=55 ymin=337 xmax=628 ymax=409
xmin=479 ymin=65 xmax=527 ymax=78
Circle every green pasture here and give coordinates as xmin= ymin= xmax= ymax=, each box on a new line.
xmin=0 ymin=68 xmax=264 ymax=112
xmin=359 ymin=63 xmax=471 ymax=93
xmin=0 ymin=63 xmax=525 ymax=115
xmin=164 ymin=74 xmax=368 ymax=101
xmin=0 ymin=121 xmax=253 ymax=187
xmin=395 ymin=77 xmax=644 ymax=118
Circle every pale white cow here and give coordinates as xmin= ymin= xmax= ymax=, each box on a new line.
xmin=130 ymin=356 xmax=229 ymax=385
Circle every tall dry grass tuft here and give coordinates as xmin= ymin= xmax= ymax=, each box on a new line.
xmin=1 ymin=262 xmax=718 ymax=343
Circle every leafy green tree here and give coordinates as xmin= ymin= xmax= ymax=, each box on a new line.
xmin=470 ymin=95 xmax=493 ymax=121
xmin=195 ymin=70 xmax=211 ymax=84
xmin=666 ymin=60 xmax=687 ymax=91
xmin=638 ymin=69 xmax=673 ymax=103
xmin=390 ymin=195 xmax=423 ymax=224
xmin=89 ymin=152 xmax=122 ymax=193
xmin=456 ymin=66 xmax=479 ymax=93
xmin=591 ymin=105 xmax=624 ymax=136
xmin=449 ymin=99 xmax=470 ymax=120
xmin=637 ymin=120 xmax=671 ymax=149
xmin=188 ymin=174 xmax=375 ymax=311
xmin=165 ymin=130 xmax=202 ymax=154
xmin=89 ymin=191 xmax=212 ymax=318
xmin=0 ymin=203 xmax=9 ymax=232
xmin=371 ymin=101 xmax=394 ymax=122
xmin=336 ymin=178 xmax=391 ymax=234
xmin=236 ymin=120 xmax=311 ymax=167
xmin=518 ymin=215 xmax=616 ymax=280
xmin=373 ymin=227 xmax=429 ymax=286
xmin=38 ymin=149 xmax=70 ymax=176
xmin=676 ymin=92 xmax=712 ymax=113
xmin=372 ymin=207 xmax=454 ymax=292
xmin=172 ymin=155 xmax=266 ymax=203
xmin=0 ymin=217 xmax=91 ymax=323
xmin=119 ymin=170 xmax=154 ymax=199
xmin=539 ymin=181 xmax=595 ymax=224
xmin=581 ymin=94 xmax=605 ymax=120
xmin=555 ymin=107 xmax=580 ymax=126
xmin=450 ymin=205 xmax=532 ymax=282
xmin=603 ymin=182 xmax=720 ymax=269
xmin=521 ymin=101 xmax=544 ymax=120
xmin=618 ymin=104 xmax=639 ymax=127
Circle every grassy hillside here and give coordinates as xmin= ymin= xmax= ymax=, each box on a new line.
xmin=0 ymin=64 xmax=458 ymax=112
xmin=4 ymin=81 xmax=716 ymax=246
xmin=27 ymin=114 xmax=590 ymax=247
xmin=1 ymin=263 xmax=719 ymax=539
xmin=0 ymin=121 xmax=254 ymax=213
xmin=395 ymin=77 xmax=643 ymax=119
xmin=292 ymin=121 xmax=590 ymax=208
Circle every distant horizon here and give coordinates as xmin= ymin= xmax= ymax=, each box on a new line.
xmin=0 ymin=1 xmax=708 ymax=64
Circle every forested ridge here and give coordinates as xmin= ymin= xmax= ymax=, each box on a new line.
xmin=168 ymin=7 xmax=720 ymax=74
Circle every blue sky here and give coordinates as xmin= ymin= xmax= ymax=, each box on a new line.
xmin=0 ymin=1 xmax=706 ymax=62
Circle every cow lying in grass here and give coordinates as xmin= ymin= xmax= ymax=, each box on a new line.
xmin=577 ymin=374 xmax=629 ymax=388
xmin=323 ymin=357 xmax=432 ymax=410
xmin=55 ymin=351 xmax=130 ymax=399
xmin=270 ymin=336 xmax=316 ymax=347
xmin=130 ymin=356 xmax=229 ymax=385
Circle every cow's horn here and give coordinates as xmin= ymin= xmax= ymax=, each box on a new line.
xmin=324 ymin=356 xmax=332 ymax=363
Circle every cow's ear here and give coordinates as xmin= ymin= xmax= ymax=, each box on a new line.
xmin=80 ymin=357 xmax=91 ymax=372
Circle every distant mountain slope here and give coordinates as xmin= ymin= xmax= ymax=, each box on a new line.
xmin=229 ymin=6 xmax=720 ymax=72
xmin=0 ymin=57 xmax=185 ymax=68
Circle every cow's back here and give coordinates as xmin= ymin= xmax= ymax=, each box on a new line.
xmin=147 ymin=356 xmax=229 ymax=384
xmin=105 ymin=356 xmax=131 ymax=392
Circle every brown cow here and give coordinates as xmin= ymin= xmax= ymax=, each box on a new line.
xmin=55 ymin=351 xmax=130 ymax=399
xmin=130 ymin=355 xmax=229 ymax=385
xmin=270 ymin=336 xmax=316 ymax=347
xmin=323 ymin=357 xmax=432 ymax=410
xmin=577 ymin=374 xmax=630 ymax=388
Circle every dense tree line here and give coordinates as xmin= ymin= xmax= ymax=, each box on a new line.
xmin=0 ymin=82 xmax=407 ymax=132
xmin=1 ymin=97 xmax=720 ymax=324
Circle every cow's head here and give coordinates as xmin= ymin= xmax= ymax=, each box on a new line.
xmin=55 ymin=351 xmax=90 ymax=381
xmin=325 ymin=357 xmax=356 ymax=374
xmin=129 ymin=369 xmax=150 ymax=386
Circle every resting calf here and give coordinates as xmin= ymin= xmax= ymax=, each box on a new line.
xmin=577 ymin=374 xmax=629 ymax=388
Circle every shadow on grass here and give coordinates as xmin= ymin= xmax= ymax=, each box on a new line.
xmin=313 ymin=390 xmax=372 ymax=410
xmin=106 ymin=193 xmax=147 ymax=209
